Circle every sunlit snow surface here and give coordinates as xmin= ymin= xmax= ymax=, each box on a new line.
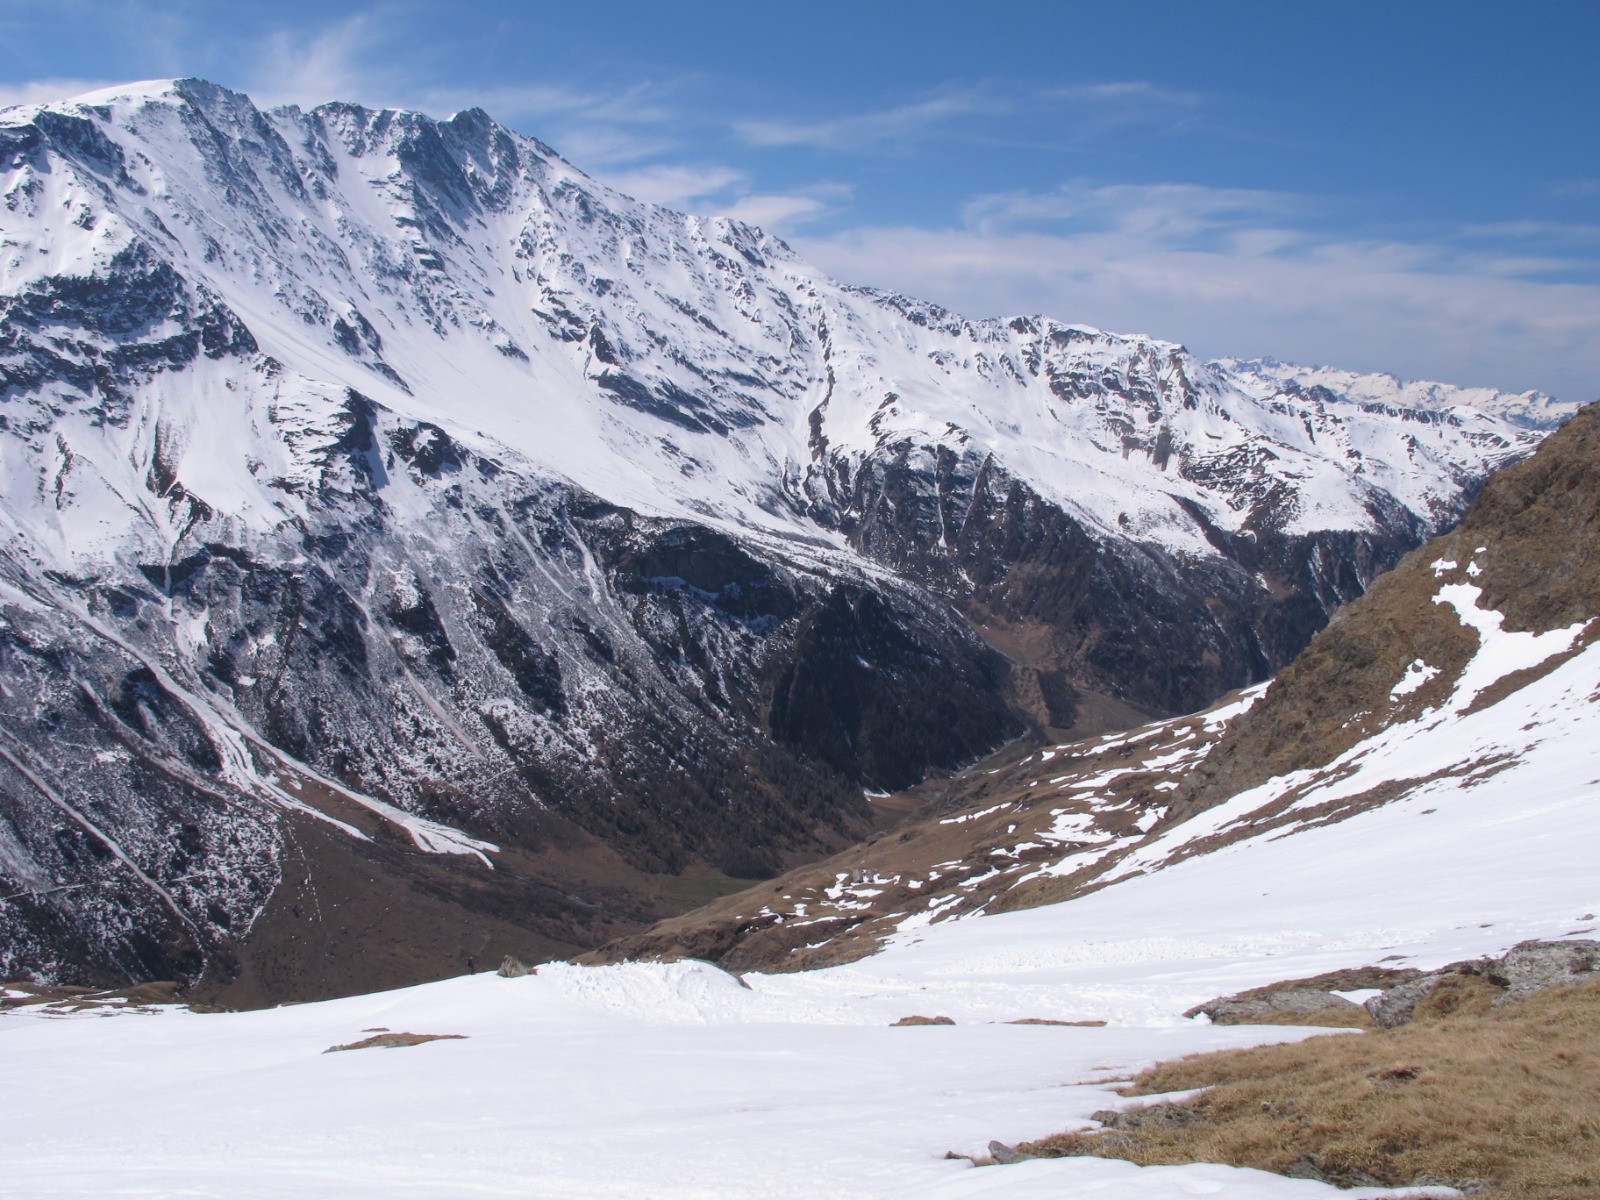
xmin=6 ymin=625 xmax=1597 ymax=1198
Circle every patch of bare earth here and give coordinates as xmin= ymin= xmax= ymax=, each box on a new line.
xmin=0 ymin=979 xmax=208 ymax=1015
xmin=581 ymin=700 xmax=1232 ymax=973
xmin=1016 ymin=978 xmax=1600 ymax=1198
xmin=1007 ymin=1018 xmax=1107 ymax=1027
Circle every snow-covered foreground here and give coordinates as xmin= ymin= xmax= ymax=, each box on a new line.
xmin=8 ymin=699 xmax=1595 ymax=1200
xmin=7 ymin=559 xmax=1596 ymax=1199
xmin=0 ymin=969 xmax=1436 ymax=1200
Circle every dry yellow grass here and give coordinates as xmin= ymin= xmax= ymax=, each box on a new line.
xmin=1019 ymin=978 xmax=1600 ymax=1198
xmin=1006 ymin=1018 xmax=1109 ymax=1027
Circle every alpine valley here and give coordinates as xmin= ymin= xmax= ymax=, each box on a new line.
xmin=0 ymin=78 xmax=1569 ymax=1003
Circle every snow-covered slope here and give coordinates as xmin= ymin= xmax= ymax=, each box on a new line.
xmin=0 ymin=80 xmax=1538 ymax=559
xmin=5 ymin=606 xmax=1593 ymax=1197
xmin=0 ymin=78 xmax=1556 ymax=997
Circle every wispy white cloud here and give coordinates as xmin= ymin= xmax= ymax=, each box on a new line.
xmin=734 ymin=79 xmax=1199 ymax=151
xmin=417 ymin=79 xmax=682 ymax=134
xmin=1040 ymin=80 xmax=1201 ymax=106
xmin=219 ymin=14 xmax=687 ymax=170
xmin=592 ymin=167 xmax=845 ymax=232
xmin=964 ymin=180 xmax=1301 ymax=244
xmin=795 ymin=187 xmax=1600 ymax=399
xmin=599 ymin=164 xmax=745 ymax=207
xmin=0 ymin=77 xmax=123 ymax=108
xmin=1551 ymin=178 xmax=1600 ymax=198
xmin=717 ymin=193 xmax=830 ymax=230
xmin=735 ymin=89 xmax=1004 ymax=149
xmin=226 ymin=11 xmax=686 ymax=167
xmin=245 ymin=13 xmax=404 ymax=110
xmin=544 ymin=126 xmax=681 ymax=168
xmin=1457 ymin=219 xmax=1600 ymax=243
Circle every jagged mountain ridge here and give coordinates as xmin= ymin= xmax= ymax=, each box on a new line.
xmin=0 ymin=78 xmax=1553 ymax=997
xmin=601 ymin=402 xmax=1600 ymax=973
xmin=1217 ymin=356 xmax=1581 ymax=431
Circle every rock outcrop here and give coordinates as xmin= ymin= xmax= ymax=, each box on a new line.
xmin=1366 ymin=940 xmax=1600 ymax=1027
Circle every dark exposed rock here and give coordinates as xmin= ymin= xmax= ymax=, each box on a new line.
xmin=1413 ymin=1175 xmax=1493 ymax=1194
xmin=807 ymin=445 xmax=1422 ymax=720
xmin=1186 ymin=987 xmax=1366 ymax=1026
xmin=1282 ymin=1155 xmax=1384 ymax=1187
xmin=1091 ymin=1102 xmax=1201 ymax=1133
xmin=766 ymin=583 xmax=1021 ymax=790
xmin=986 ymin=1140 xmax=1035 ymax=1164
xmin=1186 ymin=964 xmax=1421 ymax=1025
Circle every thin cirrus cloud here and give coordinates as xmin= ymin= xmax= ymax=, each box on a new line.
xmin=594 ymin=166 xmax=846 ymax=233
xmin=734 ymin=89 xmax=1006 ymax=149
xmin=716 ymin=193 xmax=832 ymax=229
xmin=963 ymin=180 xmax=1303 ymax=245
xmin=734 ymin=80 xmax=1199 ymax=150
xmin=235 ymin=13 xmax=683 ymax=166
xmin=244 ymin=13 xmax=402 ymax=111
xmin=793 ymin=183 xmax=1600 ymax=399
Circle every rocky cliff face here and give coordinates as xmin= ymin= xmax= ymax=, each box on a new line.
xmin=0 ymin=79 xmax=1554 ymax=999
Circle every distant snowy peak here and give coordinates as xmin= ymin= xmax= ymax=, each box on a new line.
xmin=0 ymin=75 xmax=1551 ymax=563
xmin=1215 ymin=356 xmax=1581 ymax=430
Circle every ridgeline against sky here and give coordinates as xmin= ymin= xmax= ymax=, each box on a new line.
xmin=0 ymin=0 xmax=1594 ymax=399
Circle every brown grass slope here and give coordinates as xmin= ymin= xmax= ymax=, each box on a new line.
xmin=578 ymin=710 xmax=1213 ymax=972
xmin=1175 ymin=400 xmax=1600 ymax=818
xmin=1019 ymin=977 xmax=1600 ymax=1198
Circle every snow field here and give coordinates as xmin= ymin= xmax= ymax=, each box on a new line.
xmin=2 ymin=962 xmax=1450 ymax=1200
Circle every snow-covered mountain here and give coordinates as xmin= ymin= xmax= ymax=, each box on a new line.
xmin=0 ymin=78 xmax=1555 ymax=996
xmin=603 ymin=400 xmax=1600 ymax=976
xmin=1216 ymin=356 xmax=1581 ymax=431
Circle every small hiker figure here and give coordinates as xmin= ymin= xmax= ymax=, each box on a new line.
xmin=466 ymin=956 xmax=477 ymax=974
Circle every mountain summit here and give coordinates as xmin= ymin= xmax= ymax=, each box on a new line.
xmin=0 ymin=79 xmax=1556 ymax=998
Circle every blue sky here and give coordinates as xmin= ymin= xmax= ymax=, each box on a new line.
xmin=1 ymin=0 xmax=1596 ymax=399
